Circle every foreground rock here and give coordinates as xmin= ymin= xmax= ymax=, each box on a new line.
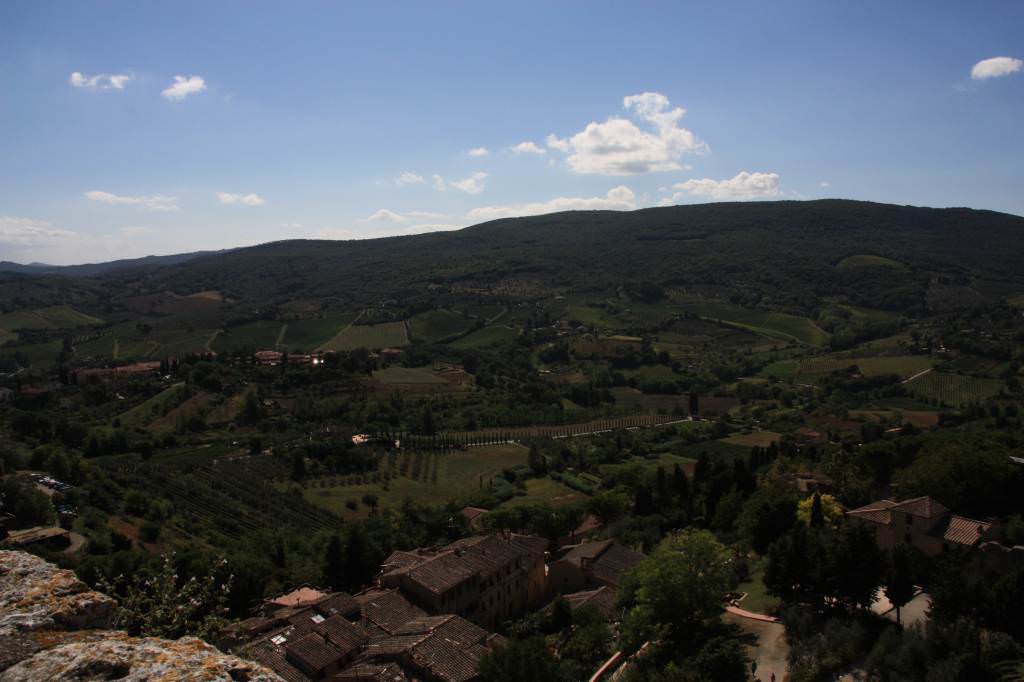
xmin=0 ymin=550 xmax=283 ymax=681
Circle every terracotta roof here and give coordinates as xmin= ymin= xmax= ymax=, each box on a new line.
xmin=334 ymin=662 xmax=409 ymax=681
xmin=354 ymin=589 xmax=428 ymax=634
xmin=361 ymin=614 xmax=490 ymax=682
xmin=285 ymin=632 xmax=346 ymax=674
xmin=317 ymin=615 xmax=369 ymax=655
xmin=387 ymin=534 xmax=546 ymax=596
xmin=269 ymin=586 xmax=327 ymax=608
xmin=847 ymin=497 xmax=951 ymax=525
xmin=557 ymin=540 xmax=645 ymax=588
xmin=315 ymin=592 xmax=360 ymax=619
xmin=239 ymin=639 xmax=309 ymax=682
xmin=892 ymin=496 xmax=949 ymax=519
xmin=942 ymin=515 xmax=992 ymax=546
xmin=459 ymin=507 xmax=489 ymax=521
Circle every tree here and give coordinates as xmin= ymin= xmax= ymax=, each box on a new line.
xmin=290 ymin=452 xmax=306 ymax=482
xmin=884 ymin=545 xmax=915 ymax=626
xmin=549 ymin=595 xmax=573 ymax=632
xmin=809 ymin=492 xmax=824 ymax=527
xmin=797 ymin=493 xmax=844 ymax=528
xmin=477 ymin=637 xmax=560 ymax=682
xmin=324 ymin=535 xmax=345 ymax=591
xmin=527 ymin=444 xmax=546 ymax=475
xmin=619 ymin=529 xmax=732 ymax=650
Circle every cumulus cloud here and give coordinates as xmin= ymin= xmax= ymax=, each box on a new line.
xmin=161 ymin=75 xmax=207 ymax=100
xmin=660 ymin=171 xmax=780 ymax=203
xmin=395 ymin=171 xmax=425 ymax=185
xmin=217 ymin=192 xmax=265 ymax=206
xmin=119 ymin=226 xmax=155 ymax=236
xmin=364 ymin=209 xmax=407 ymax=223
xmin=466 ymin=186 xmax=636 ymax=222
xmin=450 ymin=172 xmax=488 ymax=194
xmin=69 ymin=71 xmax=132 ymax=90
xmin=970 ymin=56 xmax=1023 ymax=80
xmin=467 ymin=147 xmax=490 ymax=157
xmin=363 ymin=209 xmax=446 ymax=224
xmin=546 ymin=92 xmax=706 ymax=175
xmin=85 ymin=190 xmax=179 ymax=212
xmin=510 ymin=141 xmax=546 ymax=155
xmin=0 ymin=216 xmax=76 ymax=245
xmin=432 ymin=174 xmax=447 ymax=191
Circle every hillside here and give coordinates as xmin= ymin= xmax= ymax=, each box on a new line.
xmin=106 ymin=200 xmax=1024 ymax=315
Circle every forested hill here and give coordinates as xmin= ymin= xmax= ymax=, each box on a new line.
xmin=100 ymin=200 xmax=1024 ymax=317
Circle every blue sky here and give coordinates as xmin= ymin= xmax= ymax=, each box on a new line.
xmin=1 ymin=1 xmax=1022 ymax=264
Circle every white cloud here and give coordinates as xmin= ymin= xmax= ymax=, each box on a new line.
xmin=69 ymin=71 xmax=132 ymax=90
xmin=364 ymin=209 xmax=447 ymax=224
xmin=970 ymin=56 xmax=1023 ymax=80
xmin=399 ymin=223 xmax=465 ymax=235
xmin=450 ymin=172 xmax=488 ymax=194
xmin=0 ymin=216 xmax=76 ymax=245
xmin=819 ymin=181 xmax=830 ymax=188
xmin=661 ymin=171 xmax=780 ymax=203
xmin=432 ymin=174 xmax=447 ymax=191
xmin=217 ymin=192 xmax=265 ymax=206
xmin=510 ymin=141 xmax=546 ymax=155
xmin=85 ymin=190 xmax=179 ymax=212
xmin=467 ymin=147 xmax=489 ymax=157
xmin=395 ymin=171 xmax=425 ymax=185
xmin=161 ymin=75 xmax=207 ymax=100
xmin=546 ymin=92 xmax=706 ymax=175
xmin=466 ymin=186 xmax=636 ymax=222
xmin=364 ymin=209 xmax=407 ymax=223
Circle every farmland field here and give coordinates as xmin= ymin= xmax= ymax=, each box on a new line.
xmin=451 ymin=324 xmax=519 ymax=349
xmin=118 ymin=383 xmax=192 ymax=427
xmin=303 ymin=444 xmax=529 ymax=518
xmin=0 ymin=305 xmax=102 ymax=331
xmin=722 ymin=431 xmax=782 ymax=448
xmin=319 ymin=320 xmax=408 ymax=351
xmin=282 ymin=312 xmax=358 ymax=351
xmin=501 ymin=477 xmax=586 ymax=508
xmin=836 ymin=254 xmax=906 ymax=269
xmin=566 ymin=304 xmax=626 ymax=329
xmin=409 ymin=309 xmax=476 ymax=343
xmin=211 ymin=320 xmax=284 ymax=353
xmin=904 ymin=371 xmax=1004 ymax=407
xmin=797 ymin=355 xmax=934 ymax=380
xmin=676 ymin=298 xmax=829 ymax=346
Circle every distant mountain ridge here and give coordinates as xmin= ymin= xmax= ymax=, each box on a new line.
xmin=0 ymin=250 xmax=227 ymax=278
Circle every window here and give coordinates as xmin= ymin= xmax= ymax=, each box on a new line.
xmin=310 ymin=614 xmax=325 ymax=624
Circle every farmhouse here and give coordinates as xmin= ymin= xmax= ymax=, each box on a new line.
xmin=379 ymin=533 xmax=548 ymax=630
xmin=846 ymin=496 xmax=994 ymax=556
xmin=548 ymin=539 xmax=645 ymax=595
xmin=73 ymin=361 xmax=162 ymax=383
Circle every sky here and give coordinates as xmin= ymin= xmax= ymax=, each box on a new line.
xmin=1 ymin=1 xmax=1022 ymax=265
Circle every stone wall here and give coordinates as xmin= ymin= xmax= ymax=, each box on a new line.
xmin=0 ymin=550 xmax=283 ymax=681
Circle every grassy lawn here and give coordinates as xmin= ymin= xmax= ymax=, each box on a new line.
xmin=303 ymin=444 xmax=528 ymax=518
xmin=736 ymin=560 xmax=782 ymax=615
xmin=320 ymin=321 xmax=409 ymax=351
xmin=502 ymin=477 xmax=587 ymax=508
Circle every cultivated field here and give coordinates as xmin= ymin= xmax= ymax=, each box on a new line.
xmin=211 ymin=320 xmax=284 ymax=353
xmin=797 ymin=355 xmax=934 ymax=380
xmin=282 ymin=312 xmax=358 ymax=351
xmin=320 ymin=320 xmax=408 ymax=351
xmin=451 ymin=324 xmax=519 ymax=349
xmin=409 ymin=309 xmax=476 ymax=343
xmin=303 ymin=444 xmax=529 ymax=518
xmin=722 ymin=431 xmax=782 ymax=448
xmin=0 ymin=305 xmax=102 ymax=331
xmin=904 ymin=371 xmax=1004 ymax=407
xmin=676 ymin=298 xmax=829 ymax=346
xmin=836 ymin=254 xmax=905 ymax=269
